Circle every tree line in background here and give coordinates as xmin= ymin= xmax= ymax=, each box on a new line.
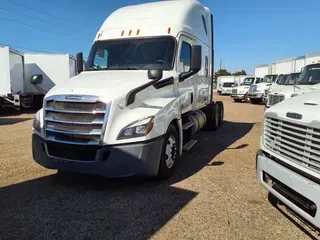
xmin=214 ymin=69 xmax=247 ymax=80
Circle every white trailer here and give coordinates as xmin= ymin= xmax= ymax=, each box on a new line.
xmin=0 ymin=47 xmax=24 ymax=109
xmin=275 ymin=57 xmax=294 ymax=74
xmin=255 ymin=64 xmax=269 ymax=78
xmin=268 ymin=63 xmax=276 ymax=74
xmin=305 ymin=52 xmax=320 ymax=65
xmin=217 ymin=76 xmax=235 ymax=95
xmin=0 ymin=47 xmax=79 ymax=111
xmin=31 ymin=0 xmax=224 ymax=180
xmin=257 ymin=90 xmax=320 ymax=229
xmin=292 ymin=56 xmax=306 ymax=73
xmin=24 ymin=53 xmax=77 ymax=95
xmin=234 ymin=75 xmax=247 ymax=87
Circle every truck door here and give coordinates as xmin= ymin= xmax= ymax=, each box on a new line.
xmin=177 ymin=36 xmax=208 ymax=113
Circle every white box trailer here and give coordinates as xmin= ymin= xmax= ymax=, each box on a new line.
xmin=305 ymin=52 xmax=320 ymax=65
xmin=275 ymin=57 xmax=294 ymax=74
xmin=255 ymin=64 xmax=269 ymax=78
xmin=0 ymin=48 xmax=79 ymax=111
xmin=0 ymin=46 xmax=25 ymax=109
xmin=24 ymin=53 xmax=77 ymax=94
xmin=292 ymin=55 xmax=305 ymax=72
xmin=268 ymin=63 xmax=276 ymax=74
xmin=217 ymin=76 xmax=235 ymax=95
xmin=234 ymin=75 xmax=247 ymax=86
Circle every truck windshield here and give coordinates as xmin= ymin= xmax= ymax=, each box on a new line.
xmin=241 ymin=77 xmax=254 ymax=86
xmin=277 ymin=74 xmax=289 ymax=85
xmin=223 ymin=82 xmax=234 ymax=87
xmin=261 ymin=75 xmax=278 ymax=83
xmin=86 ymin=37 xmax=175 ymax=71
xmin=297 ymin=64 xmax=320 ymax=85
xmin=284 ymin=73 xmax=300 ymax=85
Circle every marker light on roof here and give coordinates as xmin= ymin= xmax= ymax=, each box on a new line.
xmin=168 ymin=27 xmax=171 ymax=34
xmin=129 ymin=30 xmax=132 ymax=36
xmin=136 ymin=29 xmax=140 ymax=35
xmin=121 ymin=30 xmax=124 ymax=36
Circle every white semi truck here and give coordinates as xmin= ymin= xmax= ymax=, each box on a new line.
xmin=230 ymin=76 xmax=263 ymax=103
xmin=266 ymin=62 xmax=320 ymax=108
xmin=0 ymin=46 xmax=79 ymax=111
xmin=247 ymin=74 xmax=278 ymax=104
xmin=31 ymin=0 xmax=224 ymax=179
xmin=256 ymin=89 xmax=320 ymax=229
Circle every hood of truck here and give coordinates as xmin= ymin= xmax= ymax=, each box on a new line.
xmin=270 ymin=84 xmax=320 ymax=99
xmin=235 ymin=85 xmax=250 ymax=93
xmin=45 ymin=70 xmax=172 ymax=101
xmin=265 ymin=90 xmax=320 ymax=124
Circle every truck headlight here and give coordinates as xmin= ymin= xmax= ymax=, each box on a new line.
xmin=33 ymin=110 xmax=41 ymax=133
xmin=117 ymin=117 xmax=154 ymax=139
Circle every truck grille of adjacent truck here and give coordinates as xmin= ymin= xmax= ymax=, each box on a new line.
xmin=268 ymin=94 xmax=285 ymax=106
xmin=264 ymin=117 xmax=320 ymax=174
xmin=44 ymin=97 xmax=107 ymax=146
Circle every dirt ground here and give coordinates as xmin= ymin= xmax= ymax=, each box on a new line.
xmin=0 ymin=96 xmax=319 ymax=240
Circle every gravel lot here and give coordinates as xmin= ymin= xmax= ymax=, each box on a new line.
xmin=1 ymin=96 xmax=319 ymax=240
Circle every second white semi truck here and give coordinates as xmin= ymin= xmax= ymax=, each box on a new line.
xmin=31 ymin=0 xmax=224 ymax=179
xmin=257 ymin=89 xmax=320 ymax=229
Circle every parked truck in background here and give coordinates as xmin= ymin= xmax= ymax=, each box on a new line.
xmin=31 ymin=0 xmax=224 ymax=179
xmin=231 ymin=76 xmax=263 ymax=103
xmin=247 ymin=74 xmax=278 ymax=104
xmin=0 ymin=46 xmax=79 ymax=111
xmin=217 ymin=76 xmax=235 ymax=95
xmin=233 ymin=75 xmax=247 ymax=87
xmin=266 ymin=72 xmax=301 ymax=108
xmin=266 ymin=62 xmax=320 ymax=108
xmin=256 ymin=89 xmax=320 ymax=229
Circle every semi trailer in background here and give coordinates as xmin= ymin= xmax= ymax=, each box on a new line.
xmin=217 ymin=76 xmax=235 ymax=95
xmin=0 ymin=46 xmax=80 ymax=111
xmin=257 ymin=89 xmax=320 ymax=229
xmin=233 ymin=75 xmax=247 ymax=87
xmin=31 ymin=0 xmax=224 ymax=179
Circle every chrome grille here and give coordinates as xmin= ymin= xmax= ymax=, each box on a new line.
xmin=44 ymin=95 xmax=107 ymax=145
xmin=232 ymin=88 xmax=237 ymax=94
xmin=264 ymin=117 xmax=320 ymax=174
xmin=267 ymin=94 xmax=285 ymax=106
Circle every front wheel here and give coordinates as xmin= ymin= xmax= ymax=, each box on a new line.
xmin=234 ymin=99 xmax=242 ymax=103
xmin=244 ymin=94 xmax=250 ymax=103
xmin=156 ymin=125 xmax=179 ymax=180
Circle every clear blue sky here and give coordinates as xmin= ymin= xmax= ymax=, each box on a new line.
xmin=0 ymin=0 xmax=319 ymax=74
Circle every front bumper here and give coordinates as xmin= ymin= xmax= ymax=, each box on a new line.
xmin=32 ymin=134 xmax=164 ymax=178
xmin=231 ymin=94 xmax=245 ymax=99
xmin=247 ymin=93 xmax=263 ymax=99
xmin=256 ymin=151 xmax=320 ymax=229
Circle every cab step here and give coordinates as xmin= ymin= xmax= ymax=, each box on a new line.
xmin=182 ymin=121 xmax=195 ymax=130
xmin=183 ymin=139 xmax=197 ymax=151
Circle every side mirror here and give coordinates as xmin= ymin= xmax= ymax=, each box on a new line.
xmin=30 ymin=74 xmax=43 ymax=85
xmin=190 ymin=45 xmax=202 ymax=72
xmin=76 ymin=52 xmax=84 ymax=73
xmin=148 ymin=69 xmax=163 ymax=81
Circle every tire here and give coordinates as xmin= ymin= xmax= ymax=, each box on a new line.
xmin=268 ymin=193 xmax=279 ymax=207
xmin=251 ymin=99 xmax=260 ymax=104
xmin=218 ymin=91 xmax=221 ymax=96
xmin=216 ymin=101 xmax=224 ymax=126
xmin=156 ymin=124 xmax=179 ymax=180
xmin=244 ymin=94 xmax=250 ymax=103
xmin=234 ymin=99 xmax=242 ymax=103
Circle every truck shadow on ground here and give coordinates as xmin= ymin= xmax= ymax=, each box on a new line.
xmin=0 ymin=117 xmax=32 ymax=125
xmin=0 ymin=120 xmax=254 ymax=240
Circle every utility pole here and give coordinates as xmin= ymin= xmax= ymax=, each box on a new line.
xmin=219 ymin=58 xmax=222 ymax=70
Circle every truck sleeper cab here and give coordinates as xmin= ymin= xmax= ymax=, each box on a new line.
xmin=31 ymin=0 xmax=224 ymax=179
xmin=257 ymin=90 xmax=320 ymax=229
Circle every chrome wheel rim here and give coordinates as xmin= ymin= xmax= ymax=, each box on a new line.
xmin=165 ymin=135 xmax=177 ymax=169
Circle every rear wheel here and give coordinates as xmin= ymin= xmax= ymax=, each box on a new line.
xmin=156 ymin=125 xmax=179 ymax=180
xmin=203 ymin=103 xmax=220 ymax=131
xmin=216 ymin=101 xmax=224 ymax=126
